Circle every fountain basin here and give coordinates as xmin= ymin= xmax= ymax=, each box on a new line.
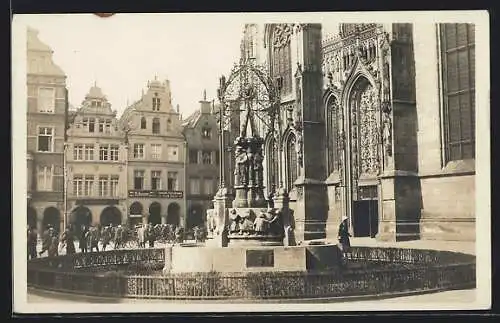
xmin=164 ymin=244 xmax=342 ymax=273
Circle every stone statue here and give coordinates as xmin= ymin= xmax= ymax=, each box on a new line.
xmin=229 ymin=209 xmax=241 ymax=233
xmin=234 ymin=140 xmax=249 ymax=186
xmin=267 ymin=208 xmax=283 ymax=235
xmin=254 ymin=212 xmax=270 ymax=235
xmin=240 ymin=216 xmax=254 ymax=235
xmin=246 ymin=139 xmax=255 ymax=186
xmin=383 ymin=114 xmax=392 ymax=157
xmin=296 ymin=131 xmax=304 ymax=166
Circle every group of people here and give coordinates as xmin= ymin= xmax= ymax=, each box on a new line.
xmin=27 ymin=222 xmax=208 ymax=259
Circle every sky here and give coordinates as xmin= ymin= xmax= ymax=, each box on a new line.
xmin=15 ymin=14 xmax=340 ymax=119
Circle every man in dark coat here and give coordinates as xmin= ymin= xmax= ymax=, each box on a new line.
xmin=60 ymin=225 xmax=76 ymax=255
xmin=337 ymin=215 xmax=352 ymax=260
xmin=146 ymin=223 xmax=156 ymax=248
xmin=80 ymin=225 xmax=89 ymax=253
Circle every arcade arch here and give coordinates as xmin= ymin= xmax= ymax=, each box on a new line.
xmin=166 ymin=202 xmax=181 ymax=226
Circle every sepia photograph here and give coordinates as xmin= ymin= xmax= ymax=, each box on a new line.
xmin=11 ymin=11 xmax=490 ymax=313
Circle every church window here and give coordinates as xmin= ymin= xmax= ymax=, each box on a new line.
xmin=439 ymin=23 xmax=475 ymax=162
xmin=286 ymin=133 xmax=298 ymax=190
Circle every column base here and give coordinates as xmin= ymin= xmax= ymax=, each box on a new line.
xmin=376 ymin=220 xmax=421 ymax=242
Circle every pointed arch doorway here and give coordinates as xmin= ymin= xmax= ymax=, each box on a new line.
xmin=343 ymin=75 xmax=380 ymax=238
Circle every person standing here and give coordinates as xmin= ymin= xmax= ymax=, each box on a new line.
xmin=80 ymin=225 xmax=89 ymax=253
xmin=48 ymin=234 xmax=59 ymax=258
xmin=147 ymin=223 xmax=155 ymax=248
xmin=337 ymin=215 xmax=352 ymax=263
xmin=60 ymin=225 xmax=76 ymax=255
xmin=38 ymin=225 xmax=52 ymax=257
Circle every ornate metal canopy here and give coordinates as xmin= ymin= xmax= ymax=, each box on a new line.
xmin=216 ymin=62 xmax=281 ymax=138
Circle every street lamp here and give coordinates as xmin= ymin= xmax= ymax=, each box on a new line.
xmin=216 ymin=75 xmax=227 ymax=191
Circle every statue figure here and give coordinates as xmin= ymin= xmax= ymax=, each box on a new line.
xmin=229 ymin=209 xmax=241 ymax=234
xmin=383 ymin=114 xmax=392 ymax=157
xmin=267 ymin=208 xmax=283 ymax=235
xmin=240 ymin=216 xmax=254 ymax=235
xmin=254 ymin=212 xmax=270 ymax=235
xmin=296 ymin=131 xmax=304 ymax=166
xmin=246 ymin=138 xmax=255 ymax=186
xmin=234 ymin=139 xmax=249 ymax=186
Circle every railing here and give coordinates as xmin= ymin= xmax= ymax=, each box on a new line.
xmin=27 ymin=246 xmax=476 ymax=300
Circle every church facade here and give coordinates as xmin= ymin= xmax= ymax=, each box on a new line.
xmin=240 ymin=23 xmax=475 ymax=242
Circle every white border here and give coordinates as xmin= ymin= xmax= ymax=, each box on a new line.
xmin=12 ymin=11 xmax=491 ymax=313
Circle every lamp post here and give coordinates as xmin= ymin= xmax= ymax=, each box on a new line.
xmin=216 ymin=75 xmax=227 ymax=191
xmin=63 ymin=143 xmax=68 ymax=231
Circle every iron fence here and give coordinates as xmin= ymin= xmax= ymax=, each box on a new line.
xmin=27 ymin=246 xmax=476 ymax=300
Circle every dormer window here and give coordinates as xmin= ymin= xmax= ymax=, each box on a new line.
xmin=201 ymin=127 xmax=212 ymax=139
xmin=91 ymin=100 xmax=102 ymax=108
xmin=152 ymin=93 xmax=161 ymax=111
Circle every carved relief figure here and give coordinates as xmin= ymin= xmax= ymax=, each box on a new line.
xmin=379 ymin=32 xmax=392 ymax=103
xmin=239 ymin=209 xmax=254 ymax=235
xmin=254 ymin=212 xmax=270 ymax=234
xmin=273 ymin=24 xmax=293 ymax=48
xmin=296 ymin=131 xmax=304 ymax=167
xmin=382 ymin=112 xmax=393 ymax=157
xmin=229 ymin=209 xmax=241 ymax=233
xmin=267 ymin=208 xmax=283 ymax=235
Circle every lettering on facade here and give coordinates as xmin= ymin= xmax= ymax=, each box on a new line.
xmin=128 ymin=190 xmax=184 ymax=199
xmin=246 ymin=250 xmax=274 ymax=268
xmin=75 ymin=199 xmax=119 ymax=206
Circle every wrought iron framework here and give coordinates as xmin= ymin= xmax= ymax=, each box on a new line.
xmin=215 ymin=62 xmax=284 ymax=192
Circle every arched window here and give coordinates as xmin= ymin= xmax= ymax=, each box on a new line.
xmin=129 ymin=202 xmax=143 ymax=216
xmin=152 ymin=118 xmax=160 ymax=134
xmin=327 ymin=96 xmax=340 ymax=174
xmin=439 ymin=23 xmax=475 ymax=162
xmin=272 ymin=26 xmax=292 ymax=95
xmin=140 ymin=117 xmax=147 ymax=129
xmin=286 ymin=133 xmax=298 ymax=191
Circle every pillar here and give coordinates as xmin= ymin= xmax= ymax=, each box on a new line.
xmin=213 ymin=187 xmax=233 ymax=247
xmin=376 ymin=24 xmax=421 ymax=241
xmin=292 ymin=24 xmax=328 ymax=242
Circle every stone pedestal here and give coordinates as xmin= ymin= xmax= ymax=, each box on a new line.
xmin=377 ymin=171 xmax=421 ymax=242
xmin=212 ymin=187 xmax=233 ymax=247
xmin=294 ymin=178 xmax=328 ymax=242
xmin=233 ymin=186 xmax=248 ymax=208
